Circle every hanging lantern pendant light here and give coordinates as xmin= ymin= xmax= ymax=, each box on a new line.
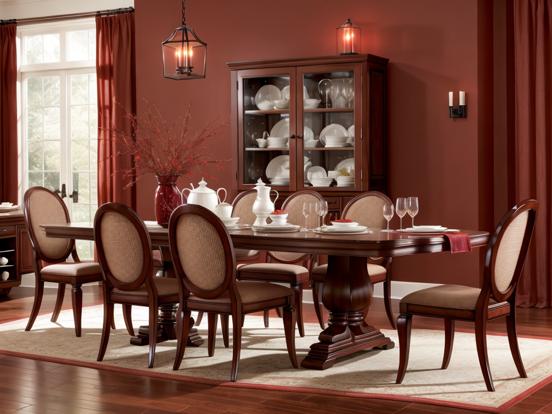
xmin=162 ymin=0 xmax=207 ymax=80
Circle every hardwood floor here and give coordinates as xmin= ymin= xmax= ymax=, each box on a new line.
xmin=1 ymin=285 xmax=552 ymax=414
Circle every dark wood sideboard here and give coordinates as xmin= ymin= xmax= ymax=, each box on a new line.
xmin=0 ymin=210 xmax=34 ymax=296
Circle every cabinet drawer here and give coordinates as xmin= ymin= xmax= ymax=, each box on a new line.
xmin=0 ymin=226 xmax=16 ymax=238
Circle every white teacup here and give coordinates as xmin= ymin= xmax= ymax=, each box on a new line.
xmin=256 ymin=138 xmax=268 ymax=148
xmin=269 ymin=213 xmax=288 ymax=225
xmin=0 ymin=257 xmax=8 ymax=265
xmin=215 ymin=202 xmax=233 ymax=219
xmin=1 ymin=271 xmax=9 ymax=281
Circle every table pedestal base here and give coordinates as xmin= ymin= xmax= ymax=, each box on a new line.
xmin=301 ymin=255 xmax=394 ymax=370
xmin=130 ymin=304 xmax=204 ymax=347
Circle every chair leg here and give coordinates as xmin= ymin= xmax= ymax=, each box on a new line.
xmin=312 ymin=281 xmax=325 ymax=329
xmin=207 ymin=312 xmax=218 ymax=357
xmin=276 ymin=307 xmax=282 ymax=318
xmin=263 ymin=309 xmax=270 ymax=328
xmin=292 ymin=283 xmax=305 ymax=337
xmin=221 ymin=314 xmax=229 ymax=348
xmin=97 ymin=301 xmax=114 ymax=361
xmin=147 ymin=302 xmax=158 ymax=368
xmin=230 ymin=312 xmax=243 ymax=382
xmin=71 ymin=285 xmax=83 ymax=337
xmin=100 ymin=282 xmax=116 ymax=329
xmin=122 ymin=304 xmax=134 ymax=336
xmin=282 ymin=305 xmax=298 ymax=368
xmin=173 ymin=303 xmax=191 ymax=370
xmin=475 ymin=316 xmax=495 ymax=391
xmin=50 ymin=283 xmax=65 ymax=323
xmin=442 ymin=318 xmax=455 ymax=369
xmin=506 ymin=308 xmax=527 ymax=378
xmin=195 ymin=311 xmax=204 ymax=326
xmin=25 ymin=277 xmax=44 ymax=332
xmin=396 ymin=314 xmax=412 ymax=384
xmin=383 ymin=278 xmax=396 ymax=329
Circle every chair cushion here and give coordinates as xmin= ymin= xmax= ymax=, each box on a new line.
xmin=237 ymin=263 xmax=309 ymax=283
xmin=42 ymin=262 xmax=102 ymax=277
xmin=235 ymin=249 xmax=260 ymax=259
xmin=311 ymin=263 xmax=387 ymax=284
xmin=401 ymin=284 xmax=483 ymax=311
xmin=112 ymin=277 xmax=179 ymax=299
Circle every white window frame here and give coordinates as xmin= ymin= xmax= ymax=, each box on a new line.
xmin=17 ymin=19 xmax=96 ymax=201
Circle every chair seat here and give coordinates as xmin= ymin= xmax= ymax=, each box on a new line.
xmin=235 ymin=249 xmax=260 ymax=259
xmin=187 ymin=281 xmax=293 ymax=314
xmin=41 ymin=262 xmax=102 ymax=283
xmin=311 ymin=263 xmax=387 ymax=284
xmin=112 ymin=278 xmax=179 ymax=304
xmin=237 ymin=263 xmax=309 ymax=284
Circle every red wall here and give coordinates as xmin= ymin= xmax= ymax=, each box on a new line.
xmin=134 ymin=0 xmax=492 ymax=286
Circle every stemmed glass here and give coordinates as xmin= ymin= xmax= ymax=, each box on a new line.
xmin=395 ymin=197 xmax=407 ymax=231
xmin=302 ymin=202 xmax=313 ymax=232
xmin=407 ymin=197 xmax=419 ymax=228
xmin=382 ymin=203 xmax=394 ymax=232
xmin=315 ymin=200 xmax=328 ymax=228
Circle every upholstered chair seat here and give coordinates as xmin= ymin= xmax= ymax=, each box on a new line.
xmin=111 ymin=278 xmax=180 ymax=304
xmin=238 ymin=264 xmax=309 ymax=283
xmin=311 ymin=263 xmax=387 ymax=285
xmin=235 ymin=249 xmax=260 ymax=259
xmin=23 ymin=186 xmax=104 ymax=337
xmin=395 ymin=200 xmax=538 ymax=392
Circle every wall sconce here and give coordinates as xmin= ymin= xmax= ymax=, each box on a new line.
xmin=337 ymin=18 xmax=360 ymax=55
xmin=448 ymin=91 xmax=467 ymax=118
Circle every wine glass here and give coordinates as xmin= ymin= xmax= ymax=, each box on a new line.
xmin=382 ymin=203 xmax=394 ymax=232
xmin=302 ymin=202 xmax=313 ymax=232
xmin=315 ymin=200 xmax=329 ymax=228
xmin=395 ymin=197 xmax=407 ymax=231
xmin=407 ymin=197 xmax=419 ymax=228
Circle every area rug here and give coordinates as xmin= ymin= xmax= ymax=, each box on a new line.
xmin=0 ymin=305 xmax=551 ymax=412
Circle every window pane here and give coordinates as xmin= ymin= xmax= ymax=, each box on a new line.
xmin=70 ymin=74 xmax=88 ymax=105
xmin=28 ymin=172 xmax=43 ymax=187
xmin=43 ymin=107 xmax=60 ymax=140
xmin=44 ymin=172 xmax=60 ymax=191
xmin=27 ymin=77 xmax=43 ymax=107
xmin=72 ymin=203 xmax=90 ymax=223
xmin=71 ymin=139 xmax=89 ymax=171
xmin=43 ymin=34 xmax=60 ymax=63
xmin=43 ymin=141 xmax=61 ymax=171
xmin=43 ymin=76 xmax=60 ymax=106
xmin=28 ymin=141 xmax=43 ymax=171
xmin=66 ymin=30 xmax=90 ymax=61
xmin=27 ymin=110 xmax=43 ymax=141
xmin=24 ymin=35 xmax=43 ymax=65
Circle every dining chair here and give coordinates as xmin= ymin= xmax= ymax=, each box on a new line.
xmin=194 ymin=189 xmax=260 ymax=327
xmin=168 ymin=204 xmax=298 ymax=382
xmin=94 ymin=202 xmax=180 ymax=368
xmin=395 ymin=199 xmax=538 ymax=391
xmin=23 ymin=186 xmax=104 ymax=337
xmin=237 ymin=190 xmax=324 ymax=337
xmin=310 ymin=191 xmax=396 ymax=329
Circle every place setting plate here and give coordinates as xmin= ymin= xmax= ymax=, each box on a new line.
xmin=252 ymin=223 xmax=300 ymax=233
xmin=314 ymin=223 xmax=370 ymax=235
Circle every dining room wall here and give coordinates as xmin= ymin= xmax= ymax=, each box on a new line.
xmin=134 ymin=0 xmax=495 ymax=287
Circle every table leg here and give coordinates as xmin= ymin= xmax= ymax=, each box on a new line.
xmin=301 ymin=255 xmax=394 ymax=369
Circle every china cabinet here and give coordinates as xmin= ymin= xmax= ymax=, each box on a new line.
xmin=228 ymin=54 xmax=388 ymax=216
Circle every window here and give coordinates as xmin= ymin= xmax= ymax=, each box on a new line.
xmin=19 ymin=20 xmax=97 ymax=259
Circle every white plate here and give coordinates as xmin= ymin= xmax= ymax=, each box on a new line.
xmin=335 ymin=158 xmax=355 ymax=172
xmin=255 ymin=85 xmax=281 ymax=109
xmin=319 ymin=124 xmax=348 ymax=145
xmin=270 ymin=118 xmax=290 ymax=138
xmin=306 ymin=166 xmax=327 ymax=181
xmin=266 ymin=155 xmax=290 ymax=179
xmin=252 ymin=224 xmax=300 ymax=233
xmin=281 ymin=85 xmax=309 ymax=101
xmin=0 ymin=206 xmax=19 ymax=212
xmin=348 ymin=125 xmax=355 ymax=138
xmin=331 ymin=221 xmax=359 ymax=229
xmin=402 ymin=226 xmax=448 ymax=233
xmin=314 ymin=225 xmax=369 ymax=234
xmin=304 ymin=126 xmax=314 ymax=141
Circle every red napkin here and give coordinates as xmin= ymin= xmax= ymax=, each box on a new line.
xmin=444 ymin=232 xmax=472 ymax=254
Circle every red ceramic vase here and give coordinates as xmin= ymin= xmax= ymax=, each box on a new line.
xmin=155 ymin=175 xmax=183 ymax=227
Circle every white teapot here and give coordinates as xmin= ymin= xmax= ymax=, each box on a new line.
xmin=252 ymin=178 xmax=279 ymax=226
xmin=182 ymin=178 xmax=227 ymax=212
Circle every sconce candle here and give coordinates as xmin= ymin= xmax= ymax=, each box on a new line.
xmin=448 ymin=90 xmax=467 ymax=118
xmin=337 ymin=18 xmax=360 ymax=55
xmin=459 ymin=90 xmax=466 ymax=106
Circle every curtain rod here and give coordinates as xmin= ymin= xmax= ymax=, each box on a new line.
xmin=0 ymin=7 xmax=134 ymax=26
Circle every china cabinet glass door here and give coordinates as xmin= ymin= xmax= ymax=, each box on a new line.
xmin=296 ymin=64 xmax=362 ymax=191
xmin=237 ymin=68 xmax=297 ymax=190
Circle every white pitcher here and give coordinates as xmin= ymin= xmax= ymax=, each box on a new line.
xmin=182 ymin=178 xmax=227 ymax=212
xmin=252 ymin=179 xmax=279 ymax=226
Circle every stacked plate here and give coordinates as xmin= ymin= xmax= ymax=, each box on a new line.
xmin=0 ymin=202 xmax=18 ymax=213
xmin=221 ymin=217 xmax=240 ymax=229
xmin=336 ymin=176 xmax=354 ymax=187
xmin=252 ymin=223 xmax=300 ymax=233
xmin=315 ymin=220 xmax=369 ymax=235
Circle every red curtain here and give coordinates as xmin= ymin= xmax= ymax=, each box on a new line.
xmin=0 ymin=23 xmax=18 ymax=204
xmin=96 ymin=11 xmax=136 ymax=207
xmin=514 ymin=0 xmax=552 ymax=307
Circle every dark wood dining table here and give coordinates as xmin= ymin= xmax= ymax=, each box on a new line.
xmin=41 ymin=222 xmax=488 ymax=370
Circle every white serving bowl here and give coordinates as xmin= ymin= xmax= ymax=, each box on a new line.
xmin=269 ymin=213 xmax=288 ymax=225
xmin=304 ymin=98 xmax=321 ymax=109
xmin=257 ymin=101 xmax=274 ymax=111
xmin=270 ymin=177 xmax=290 ymax=186
xmin=310 ymin=177 xmax=334 ymax=187
xmin=304 ymin=139 xmax=319 ymax=148
xmin=221 ymin=217 xmax=240 ymax=227
xmin=256 ymin=138 xmax=267 ymax=148
xmin=267 ymin=136 xmax=288 ymax=148
xmin=325 ymin=135 xmax=349 ymax=147
xmin=274 ymin=99 xmax=289 ymax=109
xmin=327 ymin=170 xmax=339 ymax=179
xmin=331 ymin=220 xmax=359 ymax=229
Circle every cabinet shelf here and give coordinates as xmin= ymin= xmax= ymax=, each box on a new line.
xmin=304 ymin=108 xmax=353 ymax=113
xmin=0 ymin=249 xmax=15 ymax=254
xmin=244 ymin=109 xmax=289 ymax=115
xmin=245 ymin=147 xmax=289 ymax=152
xmin=0 ymin=264 xmax=14 ymax=268
xmin=304 ymin=147 xmax=354 ymax=151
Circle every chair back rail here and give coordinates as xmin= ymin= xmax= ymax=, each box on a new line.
xmin=94 ymin=203 xmax=155 ymax=292
xmin=342 ymin=191 xmax=391 ymax=229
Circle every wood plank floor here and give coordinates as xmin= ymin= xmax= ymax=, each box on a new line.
xmin=1 ymin=286 xmax=552 ymax=414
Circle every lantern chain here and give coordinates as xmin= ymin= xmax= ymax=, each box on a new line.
xmin=181 ymin=0 xmax=186 ymax=26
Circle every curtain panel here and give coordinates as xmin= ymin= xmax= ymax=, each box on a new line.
xmin=514 ymin=0 xmax=552 ymax=307
xmin=96 ymin=11 xmax=136 ymax=207
xmin=0 ymin=23 xmax=18 ymax=203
